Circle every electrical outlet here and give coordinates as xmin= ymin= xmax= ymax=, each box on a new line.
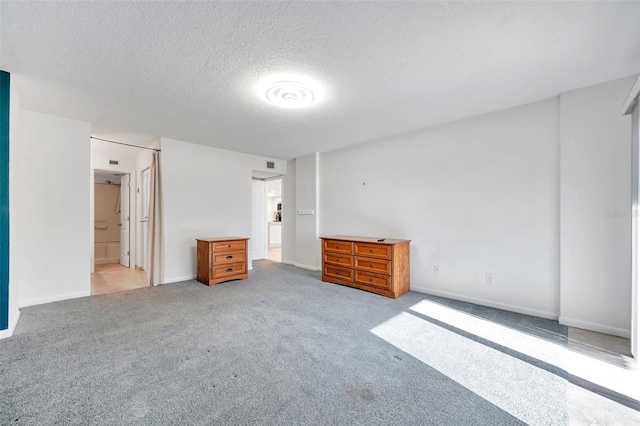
xmin=486 ymin=273 xmax=493 ymax=284
xmin=434 ymin=265 xmax=440 ymax=274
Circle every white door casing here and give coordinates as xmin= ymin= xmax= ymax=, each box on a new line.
xmin=120 ymin=174 xmax=130 ymax=267
xmin=251 ymin=179 xmax=266 ymax=262
xmin=625 ymin=77 xmax=640 ymax=361
xmin=632 ymin=104 xmax=639 ymax=359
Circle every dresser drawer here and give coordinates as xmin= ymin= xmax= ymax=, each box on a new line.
xmin=213 ymin=251 xmax=246 ymax=265
xmin=354 ymin=256 xmax=391 ymax=275
xmin=323 ymin=252 xmax=353 ymax=268
xmin=323 ymin=239 xmax=353 ymax=255
xmin=323 ymin=264 xmax=353 ymax=282
xmin=355 ymin=271 xmax=391 ymax=290
xmin=212 ymin=262 xmax=246 ymax=278
xmin=212 ymin=241 xmax=246 ymax=253
xmin=354 ymin=242 xmax=391 ymax=260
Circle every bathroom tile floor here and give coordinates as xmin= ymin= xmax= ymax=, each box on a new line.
xmin=91 ymin=263 xmax=148 ymax=295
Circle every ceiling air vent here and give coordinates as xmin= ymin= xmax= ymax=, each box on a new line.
xmin=109 ymin=160 xmax=119 ymax=165
xmin=266 ymin=161 xmax=275 ymax=169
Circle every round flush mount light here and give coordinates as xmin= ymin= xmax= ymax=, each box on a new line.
xmin=266 ymin=81 xmax=314 ymax=108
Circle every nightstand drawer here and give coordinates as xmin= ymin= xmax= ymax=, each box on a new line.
xmin=213 ymin=251 xmax=246 ymax=265
xmin=354 ymin=256 xmax=391 ymax=275
xmin=213 ymin=241 xmax=246 ymax=252
xmin=355 ymin=271 xmax=391 ymax=290
xmin=212 ymin=262 xmax=246 ymax=278
xmin=354 ymin=242 xmax=391 ymax=260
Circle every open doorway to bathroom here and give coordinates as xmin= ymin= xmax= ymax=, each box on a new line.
xmin=92 ymin=170 xmax=146 ymax=295
xmin=90 ymin=136 xmax=155 ymax=295
xmin=266 ymin=177 xmax=282 ymax=262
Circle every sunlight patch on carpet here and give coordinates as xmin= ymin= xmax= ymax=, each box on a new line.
xmin=371 ymin=311 xmax=640 ymax=425
xmin=409 ymin=300 xmax=640 ymax=401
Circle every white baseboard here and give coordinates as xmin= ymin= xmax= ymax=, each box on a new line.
xmin=162 ymin=275 xmax=197 ymax=284
xmin=19 ymin=290 xmax=91 ymax=308
xmin=0 ymin=310 xmax=21 ymax=340
xmin=559 ymin=316 xmax=630 ymax=339
xmin=411 ymin=285 xmax=559 ymax=321
xmin=294 ymin=263 xmax=321 ymax=271
xmin=247 ymin=258 xmax=319 ymax=272
xmin=279 ymin=260 xmax=319 ymax=271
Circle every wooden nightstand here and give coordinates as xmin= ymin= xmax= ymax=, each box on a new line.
xmin=196 ymin=237 xmax=249 ymax=286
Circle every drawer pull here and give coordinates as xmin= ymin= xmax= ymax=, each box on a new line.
xmin=228 ymin=245 xmax=231 ymax=248
xmin=226 ymin=268 xmax=233 ymax=272
xmin=226 ymin=255 xmax=233 ymax=259
xmin=369 ymin=278 xmax=373 ymax=282
xmin=335 ymin=245 xmax=339 ymax=249
xmin=369 ymin=264 xmax=372 ymax=267
xmin=369 ymin=249 xmax=372 ymax=253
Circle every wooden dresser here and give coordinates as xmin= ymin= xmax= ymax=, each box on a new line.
xmin=196 ymin=237 xmax=249 ymax=286
xmin=321 ymin=235 xmax=411 ymax=299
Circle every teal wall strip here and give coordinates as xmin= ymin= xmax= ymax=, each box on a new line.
xmin=0 ymin=70 xmax=9 ymax=331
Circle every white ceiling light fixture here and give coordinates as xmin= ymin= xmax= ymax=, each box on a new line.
xmin=256 ymin=73 xmax=326 ymax=110
xmin=266 ymin=81 xmax=314 ymax=108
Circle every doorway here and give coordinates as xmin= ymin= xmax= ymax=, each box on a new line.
xmin=251 ymin=175 xmax=284 ymax=264
xmin=266 ymin=177 xmax=282 ymax=262
xmin=251 ymin=179 xmax=267 ymax=262
xmin=91 ymin=169 xmax=147 ymax=295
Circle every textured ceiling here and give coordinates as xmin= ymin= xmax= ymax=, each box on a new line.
xmin=1 ymin=1 xmax=639 ymax=160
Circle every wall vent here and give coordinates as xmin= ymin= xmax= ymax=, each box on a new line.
xmin=109 ymin=160 xmax=119 ymax=165
xmin=266 ymin=161 xmax=275 ymax=169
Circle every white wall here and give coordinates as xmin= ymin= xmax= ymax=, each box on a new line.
xmin=282 ymin=159 xmax=296 ymax=264
xmin=295 ymin=153 xmax=320 ymax=270
xmin=91 ymin=139 xmax=140 ymax=172
xmin=18 ymin=110 xmax=91 ymax=307
xmin=320 ymin=99 xmax=561 ymax=318
xmin=3 ymin=77 xmax=21 ymax=338
xmin=560 ymin=76 xmax=636 ymax=337
xmin=161 ymin=137 xmax=286 ymax=283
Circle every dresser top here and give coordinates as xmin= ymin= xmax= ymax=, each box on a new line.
xmin=321 ymin=235 xmax=410 ymax=245
xmin=196 ymin=237 xmax=249 ymax=242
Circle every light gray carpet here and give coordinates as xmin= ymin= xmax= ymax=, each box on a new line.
xmin=1 ymin=260 xmax=567 ymax=425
